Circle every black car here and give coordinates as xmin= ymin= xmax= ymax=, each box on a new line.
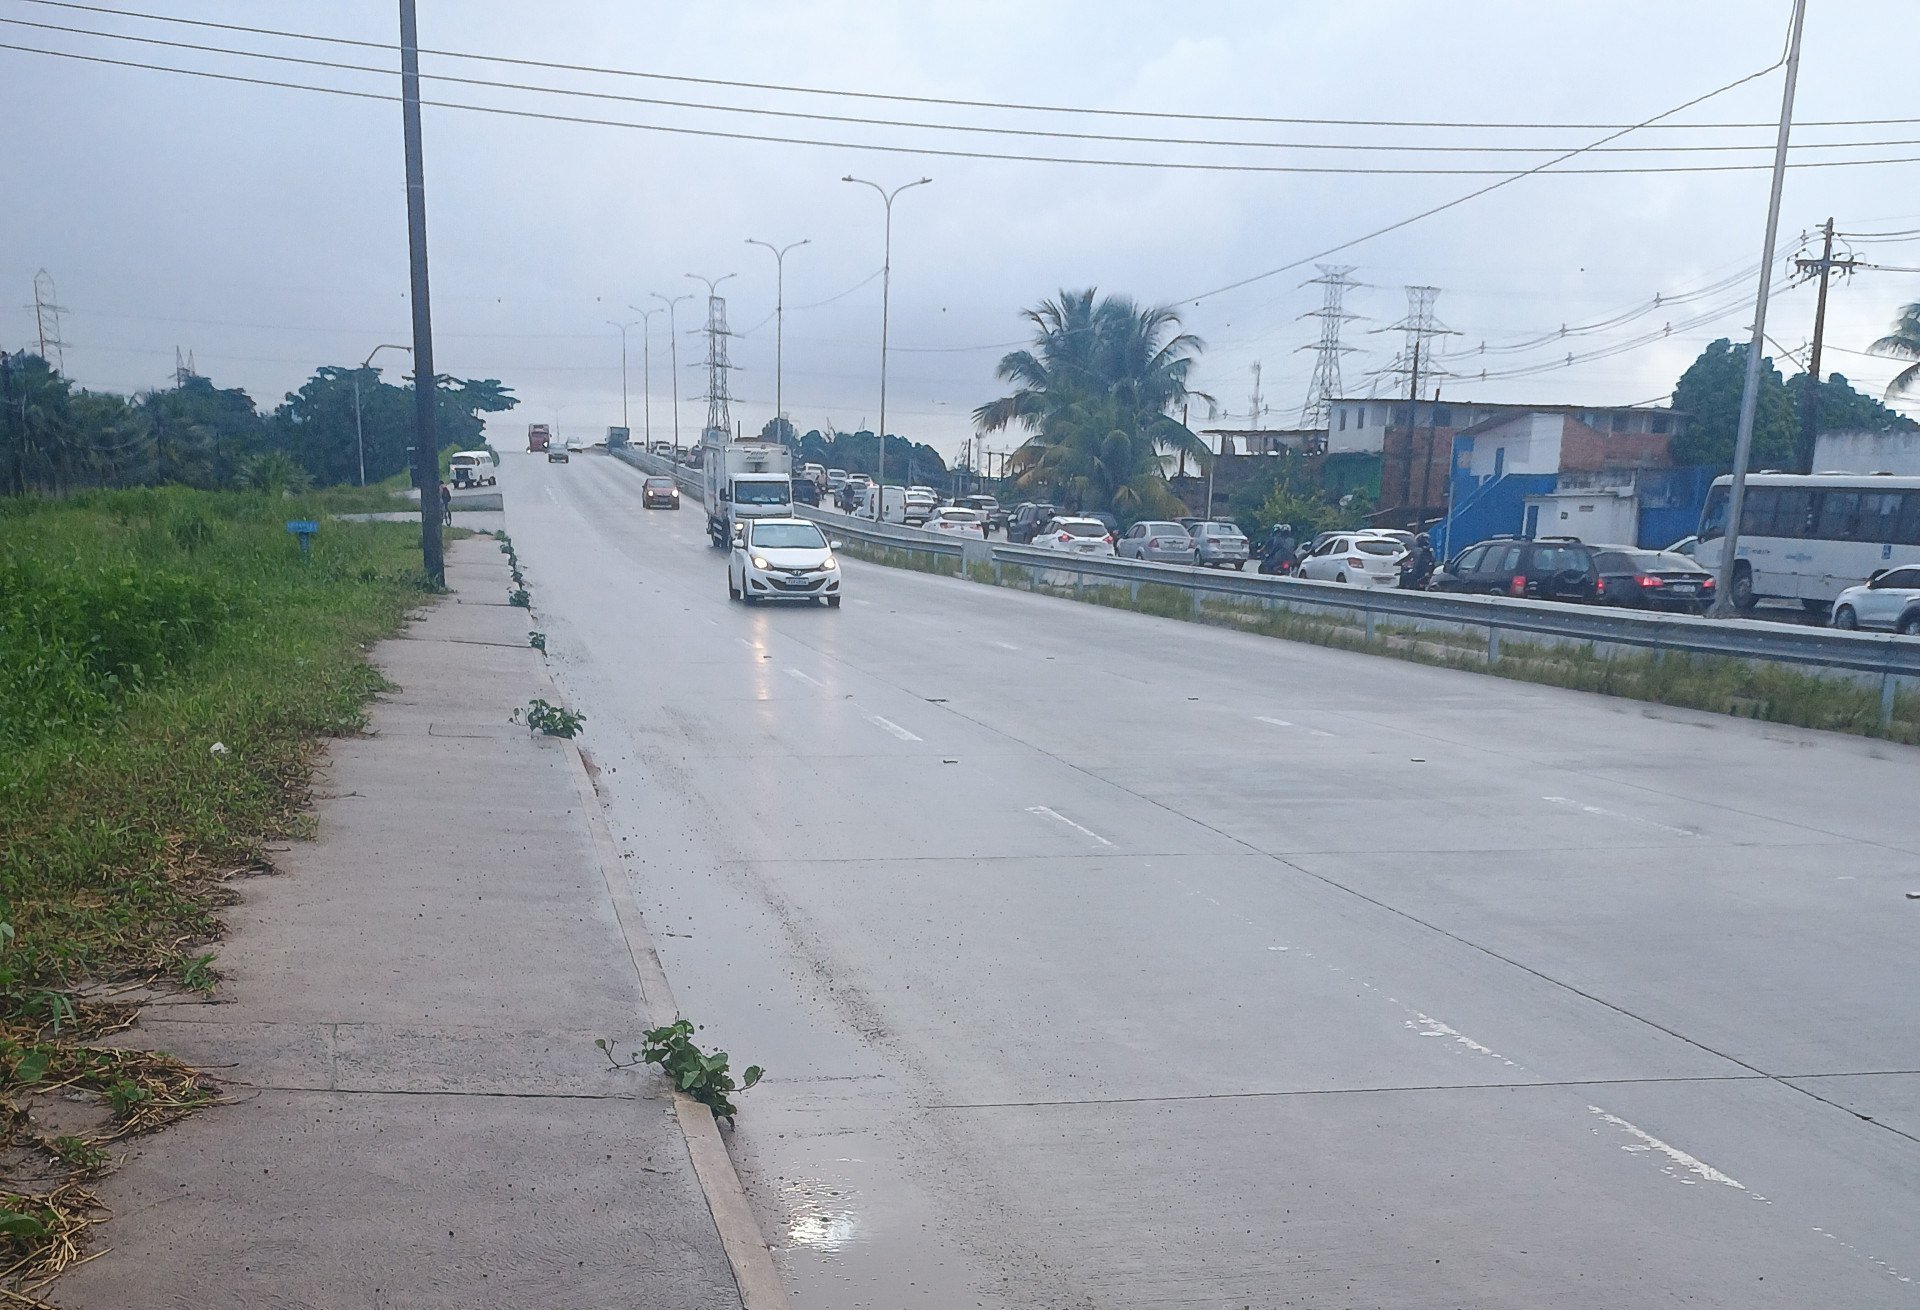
xmin=1007 ymin=502 xmax=1060 ymax=545
xmin=791 ymin=477 xmax=821 ymax=507
xmin=1591 ymin=546 xmax=1715 ymax=613
xmin=1431 ymin=536 xmax=1600 ymax=603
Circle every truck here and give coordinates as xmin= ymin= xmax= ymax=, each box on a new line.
xmin=527 ymin=423 xmax=552 ymax=452
xmin=699 ymin=428 xmax=794 ymax=546
xmin=605 ymin=426 xmax=631 ymax=450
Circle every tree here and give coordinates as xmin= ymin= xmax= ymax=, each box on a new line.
xmin=1869 ymin=300 xmax=1920 ymax=400
xmin=137 ymin=373 xmax=268 ymax=488
xmin=270 ymin=369 xmax=517 ymax=486
xmin=1784 ymin=370 xmax=1917 ymax=436
xmin=975 ymin=289 xmax=1209 ymax=520
xmin=1670 ymin=338 xmax=1797 ymax=471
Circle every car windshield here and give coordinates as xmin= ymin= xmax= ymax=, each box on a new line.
xmin=1146 ymin=524 xmax=1187 ymax=537
xmin=1057 ymin=521 xmax=1107 ymax=537
xmin=1199 ymin=524 xmax=1243 ymax=538
xmin=1355 ymin=539 xmax=1403 ymax=556
xmin=750 ymin=523 xmax=825 ymax=550
xmin=734 ymin=481 xmax=790 ymax=505
xmin=1532 ymin=545 xmax=1592 ymax=573
xmin=938 ymin=510 xmax=981 ymax=523
xmin=644 ymin=477 xmax=674 ymax=489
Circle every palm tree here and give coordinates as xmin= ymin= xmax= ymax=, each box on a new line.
xmin=1870 ymin=301 xmax=1920 ymax=398
xmin=975 ymin=289 xmax=1209 ymax=518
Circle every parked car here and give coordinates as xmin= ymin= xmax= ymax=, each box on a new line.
xmin=1188 ymin=521 xmax=1251 ymax=569
xmin=926 ymin=507 xmax=987 ymax=538
xmin=1591 ymin=546 xmax=1715 ymax=613
xmin=1431 ymin=536 xmax=1600 ymax=602
xmin=727 ymin=517 xmax=843 ymax=607
xmin=547 ymin=444 xmax=570 ymax=464
xmin=641 ymin=475 xmax=679 ymax=509
xmin=1831 ymin=565 xmax=1920 ymax=634
xmin=955 ymin=495 xmax=1006 ymax=531
xmin=1029 ymin=516 xmax=1116 ymax=557
xmin=1007 ymin=502 xmax=1060 ymax=545
xmin=1296 ymin=531 xmax=1410 ymax=587
xmin=1116 ymin=520 xmax=1199 ymax=565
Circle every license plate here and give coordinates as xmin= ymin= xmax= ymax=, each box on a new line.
xmin=1668 ymin=583 xmax=1696 ymax=594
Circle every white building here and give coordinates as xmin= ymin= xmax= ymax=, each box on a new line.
xmin=1812 ymin=429 xmax=1920 ymax=476
xmin=1325 ymin=397 xmax=1681 ymax=457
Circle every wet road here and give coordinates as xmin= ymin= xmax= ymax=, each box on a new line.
xmin=501 ymin=451 xmax=1920 ymax=1309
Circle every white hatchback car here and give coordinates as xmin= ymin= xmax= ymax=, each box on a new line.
xmin=926 ymin=507 xmax=987 ymax=538
xmin=728 ymin=518 xmax=843 ymax=607
xmin=1831 ymin=565 xmax=1920 ymax=635
xmin=1297 ymin=531 xmax=1410 ymax=587
xmin=1030 ymin=517 xmax=1116 ymax=557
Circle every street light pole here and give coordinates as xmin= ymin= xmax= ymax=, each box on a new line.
xmin=746 ymin=237 xmax=809 ymax=439
xmin=630 ymin=306 xmax=662 ymax=452
xmin=651 ymin=292 xmax=693 ymax=458
xmin=355 ymin=342 xmax=411 ymax=487
xmin=606 ymin=320 xmax=637 ymax=431
xmin=844 ymin=174 xmax=932 ymax=519
xmin=397 ymin=0 xmax=444 ymax=585
xmin=1711 ymin=0 xmax=1807 ymax=617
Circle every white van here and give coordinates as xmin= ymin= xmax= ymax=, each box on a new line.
xmin=449 ymin=450 xmax=496 ymax=487
xmin=859 ymin=485 xmax=909 ymax=523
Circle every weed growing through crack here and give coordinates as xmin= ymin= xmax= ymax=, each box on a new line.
xmin=597 ymin=1019 xmax=762 ymax=1123
xmin=514 ymin=698 xmax=584 ymax=738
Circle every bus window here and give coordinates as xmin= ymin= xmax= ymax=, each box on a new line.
xmin=1771 ymin=489 xmax=1813 ymax=537
xmin=1817 ymin=491 xmax=1861 ymax=540
xmin=1699 ymin=486 xmax=1729 ymax=541
xmin=1899 ymin=492 xmax=1920 ymax=547
xmin=1739 ymin=487 xmax=1779 ymax=535
xmin=1859 ymin=491 xmax=1903 ymax=542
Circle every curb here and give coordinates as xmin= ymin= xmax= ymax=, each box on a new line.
xmin=557 ymin=733 xmax=793 ymax=1310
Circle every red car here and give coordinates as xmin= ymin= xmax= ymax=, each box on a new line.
xmin=642 ymin=476 xmax=680 ymax=509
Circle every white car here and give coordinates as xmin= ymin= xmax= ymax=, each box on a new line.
xmin=1831 ymin=565 xmax=1920 ymax=635
xmin=1029 ymin=517 xmax=1116 ymax=557
xmin=1297 ymin=531 xmax=1409 ymax=587
xmin=902 ymin=491 xmax=938 ymax=526
xmin=926 ymin=507 xmax=987 ymax=538
xmin=727 ymin=518 xmax=843 ymax=607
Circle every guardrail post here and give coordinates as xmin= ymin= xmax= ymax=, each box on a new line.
xmin=1364 ymin=610 xmax=1376 ymax=644
xmin=1881 ymin=671 xmax=1898 ymax=729
xmin=1487 ymin=625 xmax=1501 ymax=663
xmin=1073 ymin=569 xmax=1084 ymax=598
xmin=1129 ymin=579 xmax=1140 ymax=602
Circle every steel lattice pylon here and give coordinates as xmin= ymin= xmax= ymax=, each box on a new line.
xmin=699 ymin=293 xmax=734 ymax=441
xmin=1296 ymin=264 xmax=1359 ymax=428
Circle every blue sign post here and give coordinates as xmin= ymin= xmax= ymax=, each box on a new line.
xmin=286 ymin=519 xmax=319 ymax=562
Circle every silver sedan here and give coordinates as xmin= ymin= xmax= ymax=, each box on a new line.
xmin=1116 ymin=520 xmax=1199 ymax=565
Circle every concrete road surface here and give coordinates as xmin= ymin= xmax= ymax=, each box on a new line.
xmin=503 ymin=450 xmax=1920 ymax=1309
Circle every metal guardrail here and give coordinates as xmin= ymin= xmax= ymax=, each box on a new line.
xmin=606 ymin=449 xmax=1918 ymax=724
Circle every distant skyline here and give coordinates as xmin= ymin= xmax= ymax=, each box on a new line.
xmin=4 ymin=0 xmax=1918 ymax=459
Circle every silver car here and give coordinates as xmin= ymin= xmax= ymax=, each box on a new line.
xmin=1189 ymin=521 xmax=1250 ymax=569
xmin=1117 ymin=520 xmax=1199 ymax=564
xmin=1831 ymin=565 xmax=1920 ymax=634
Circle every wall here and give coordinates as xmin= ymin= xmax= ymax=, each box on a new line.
xmin=1525 ymin=490 xmax=1638 ymax=545
xmin=1812 ymin=429 xmax=1920 ymax=475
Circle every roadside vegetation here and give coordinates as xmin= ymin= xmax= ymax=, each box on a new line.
xmin=0 ymin=487 xmax=434 ymax=1296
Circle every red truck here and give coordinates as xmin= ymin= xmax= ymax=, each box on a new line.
xmin=526 ymin=423 xmax=552 ymax=453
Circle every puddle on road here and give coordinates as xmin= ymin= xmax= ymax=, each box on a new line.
xmin=781 ymin=1175 xmax=862 ymax=1253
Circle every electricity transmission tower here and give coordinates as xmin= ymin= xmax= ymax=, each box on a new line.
xmin=1368 ymin=287 xmax=1458 ymax=527
xmin=689 ymin=274 xmax=737 ymax=442
xmin=31 ymin=270 xmax=66 ymax=371
xmin=1297 ymin=264 xmax=1359 ymax=428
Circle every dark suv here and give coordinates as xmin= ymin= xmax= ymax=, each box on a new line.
xmin=1432 ymin=536 xmax=1600 ymax=603
xmin=1007 ymin=502 xmax=1059 ymax=545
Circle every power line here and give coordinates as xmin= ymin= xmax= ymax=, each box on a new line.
xmin=15 ymin=38 xmax=1920 ymax=181
xmin=15 ymin=0 xmax=1918 ymax=135
xmin=12 ymin=14 xmax=1920 ymax=159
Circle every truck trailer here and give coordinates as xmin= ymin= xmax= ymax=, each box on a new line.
xmin=699 ymin=429 xmax=794 ymax=546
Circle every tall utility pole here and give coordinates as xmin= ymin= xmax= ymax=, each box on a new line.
xmin=843 ymin=174 xmax=932 ymax=518
xmin=1712 ymin=0 xmax=1806 ymax=618
xmin=1369 ymin=286 xmax=1456 ymax=527
xmin=397 ymin=0 xmax=443 ymax=585
xmin=687 ymin=273 xmax=737 ymax=447
xmin=746 ymin=237 xmax=809 ymax=441
xmin=629 ymin=306 xmax=662 ymax=451
xmin=1792 ymin=216 xmax=1862 ymax=473
xmin=31 ymin=271 xmax=67 ymax=372
xmin=607 ymin=320 xmax=637 ymax=430
xmin=354 ymin=343 xmax=410 ymax=486
xmin=650 ymin=292 xmax=693 ymax=457
xmin=1297 ymin=264 xmax=1360 ymax=429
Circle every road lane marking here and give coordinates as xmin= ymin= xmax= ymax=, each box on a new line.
xmin=1586 ymin=1106 xmax=1747 ymax=1190
xmin=1404 ymin=1012 xmax=1519 ymax=1067
xmin=993 ymin=641 xmax=1020 ymax=651
xmin=866 ymin=714 xmax=921 ymax=742
xmin=735 ymin=638 xmax=756 ymax=650
xmin=1543 ymin=795 xmax=1698 ymax=838
xmin=787 ymin=669 xmax=825 ymax=688
xmin=1026 ymin=806 xmax=1112 ymax=846
xmin=1255 ymin=716 xmax=1293 ymax=727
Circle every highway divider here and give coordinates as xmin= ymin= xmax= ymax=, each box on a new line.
xmin=611 ymin=448 xmax=1920 ymax=730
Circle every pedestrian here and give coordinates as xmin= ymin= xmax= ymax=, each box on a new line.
xmin=438 ymin=481 xmax=453 ymax=526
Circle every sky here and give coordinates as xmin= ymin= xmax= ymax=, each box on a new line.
xmin=4 ymin=0 xmax=1919 ymax=461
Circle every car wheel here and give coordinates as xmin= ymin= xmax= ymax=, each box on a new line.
xmin=827 ymin=596 xmax=842 ymax=609
xmin=1833 ymin=605 xmax=1858 ymax=630
xmin=1897 ymin=612 xmax=1920 ymax=637
xmin=1731 ymin=563 xmax=1757 ymax=611
xmin=728 ymin=577 xmax=740 ymax=601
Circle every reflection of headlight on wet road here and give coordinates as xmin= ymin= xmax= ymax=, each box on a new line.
xmin=786 ymin=1207 xmax=858 ymax=1251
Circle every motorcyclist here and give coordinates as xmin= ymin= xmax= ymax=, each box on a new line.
xmin=1257 ymin=523 xmax=1297 ymax=576
xmin=1401 ymin=532 xmax=1436 ymax=588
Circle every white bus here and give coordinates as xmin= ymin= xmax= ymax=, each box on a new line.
xmin=1694 ymin=472 xmax=1920 ymax=611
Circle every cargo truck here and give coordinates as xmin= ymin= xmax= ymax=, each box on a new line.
xmin=700 ymin=429 xmax=794 ymax=546
xmin=527 ymin=423 xmax=552 ymax=452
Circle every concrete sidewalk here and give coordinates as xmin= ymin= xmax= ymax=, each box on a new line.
xmin=56 ymin=537 xmax=745 ymax=1310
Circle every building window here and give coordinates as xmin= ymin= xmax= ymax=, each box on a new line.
xmin=1493 ymin=448 xmax=1506 ymax=479
xmin=1612 ymin=413 xmax=1630 ymax=433
xmin=1651 ymin=414 xmax=1671 ymax=435
xmin=1338 ymin=408 xmax=1347 ymax=432
xmin=1432 ymin=406 xmax=1453 ymax=427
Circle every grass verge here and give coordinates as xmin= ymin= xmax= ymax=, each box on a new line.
xmin=0 ymin=486 xmax=437 ymax=1298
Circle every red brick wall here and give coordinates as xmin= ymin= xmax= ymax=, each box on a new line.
xmin=1557 ymin=420 xmax=1671 ymax=472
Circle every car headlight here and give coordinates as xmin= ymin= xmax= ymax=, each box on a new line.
xmin=750 ymin=556 xmax=770 ymax=569
xmin=822 ymin=557 xmax=837 ymax=571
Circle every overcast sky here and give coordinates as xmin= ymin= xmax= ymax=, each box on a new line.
xmin=5 ymin=0 xmax=1918 ymax=459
